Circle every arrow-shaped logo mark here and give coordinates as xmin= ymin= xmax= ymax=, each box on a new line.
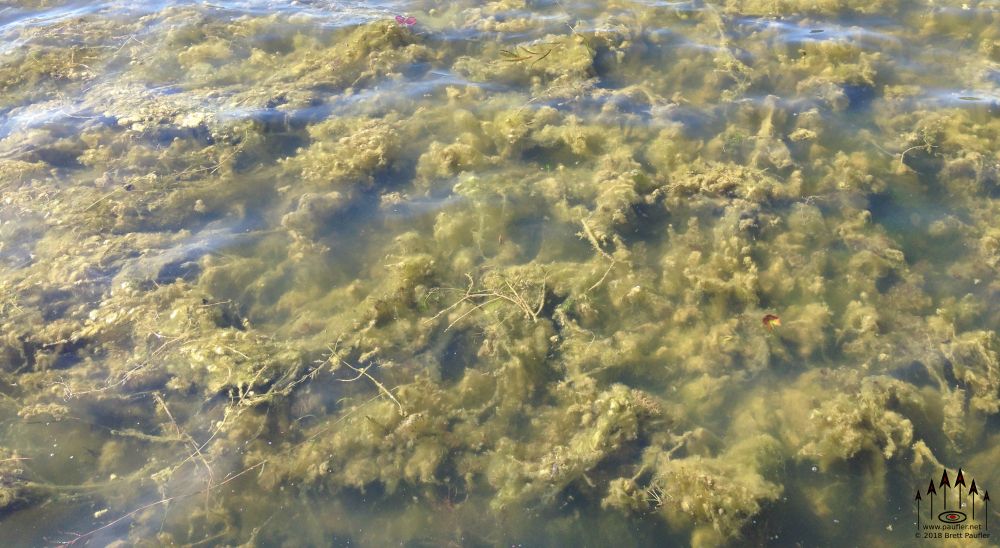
xmin=941 ymin=470 xmax=952 ymax=510
xmin=914 ymin=469 xmax=989 ymax=535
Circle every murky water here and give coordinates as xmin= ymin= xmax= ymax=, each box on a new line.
xmin=2 ymin=0 xmax=1000 ymax=545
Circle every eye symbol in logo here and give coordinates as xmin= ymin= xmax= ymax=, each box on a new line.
xmin=938 ymin=511 xmax=967 ymax=523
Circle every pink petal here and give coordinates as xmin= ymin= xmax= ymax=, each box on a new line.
xmin=395 ymin=15 xmax=405 ymax=23
xmin=405 ymin=17 xmax=416 ymax=25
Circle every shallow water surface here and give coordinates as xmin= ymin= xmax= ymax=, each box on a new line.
xmin=2 ymin=0 xmax=1000 ymax=546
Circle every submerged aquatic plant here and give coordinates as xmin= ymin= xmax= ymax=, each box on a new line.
xmin=1 ymin=0 xmax=1000 ymax=546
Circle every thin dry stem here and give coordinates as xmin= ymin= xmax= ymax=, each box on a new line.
xmin=579 ymin=219 xmax=616 ymax=292
xmin=336 ymin=358 xmax=406 ymax=417
xmin=427 ymin=271 xmax=546 ymax=330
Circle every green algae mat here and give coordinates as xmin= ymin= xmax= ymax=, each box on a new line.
xmin=2 ymin=0 xmax=1000 ymax=545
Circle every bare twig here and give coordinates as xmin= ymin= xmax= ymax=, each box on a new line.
xmin=153 ymin=393 xmax=215 ymax=490
xmin=336 ymin=359 xmax=406 ymax=417
xmin=82 ymin=187 xmax=124 ymax=212
xmin=579 ymin=219 xmax=616 ymax=292
xmin=56 ymin=461 xmax=266 ymax=547
xmin=427 ymin=271 xmax=546 ymax=329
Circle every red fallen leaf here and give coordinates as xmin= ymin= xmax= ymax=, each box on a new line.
xmin=762 ymin=314 xmax=781 ymax=330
